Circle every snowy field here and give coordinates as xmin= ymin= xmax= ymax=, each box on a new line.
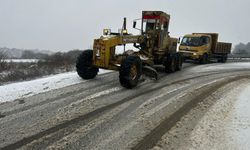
xmin=228 ymin=57 xmax=250 ymax=60
xmin=4 ymin=59 xmax=39 ymax=63
xmin=0 ymin=69 xmax=111 ymax=103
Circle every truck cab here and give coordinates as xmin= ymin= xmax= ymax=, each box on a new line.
xmin=141 ymin=11 xmax=170 ymax=49
xmin=138 ymin=11 xmax=178 ymax=64
xmin=179 ymin=34 xmax=212 ymax=62
xmin=179 ymin=33 xmax=231 ymax=64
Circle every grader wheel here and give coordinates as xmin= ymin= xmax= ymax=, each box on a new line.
xmin=176 ymin=53 xmax=183 ymax=71
xmin=76 ymin=50 xmax=99 ymax=79
xmin=165 ymin=56 xmax=176 ymax=73
xmin=119 ymin=56 xmax=142 ymax=89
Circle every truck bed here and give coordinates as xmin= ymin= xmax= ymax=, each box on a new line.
xmin=214 ymin=42 xmax=232 ymax=54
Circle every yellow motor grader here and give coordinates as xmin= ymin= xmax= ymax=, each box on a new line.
xmin=76 ymin=11 xmax=183 ymax=88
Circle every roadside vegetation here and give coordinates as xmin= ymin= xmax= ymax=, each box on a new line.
xmin=0 ymin=51 xmax=8 ymax=72
xmin=233 ymin=42 xmax=250 ymax=55
xmin=0 ymin=50 xmax=83 ymax=85
xmin=228 ymin=42 xmax=250 ymax=61
xmin=1 ymin=42 xmax=250 ymax=85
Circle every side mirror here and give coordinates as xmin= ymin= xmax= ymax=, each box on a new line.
xmin=133 ymin=21 xmax=136 ymax=28
xmin=178 ymin=37 xmax=182 ymax=44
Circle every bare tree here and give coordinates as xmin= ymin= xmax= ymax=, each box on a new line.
xmin=0 ymin=51 xmax=7 ymax=72
xmin=233 ymin=42 xmax=250 ymax=54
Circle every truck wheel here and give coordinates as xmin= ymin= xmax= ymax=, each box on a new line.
xmin=175 ymin=53 xmax=183 ymax=71
xmin=217 ymin=55 xmax=226 ymax=63
xmin=217 ymin=57 xmax=222 ymax=63
xmin=119 ymin=56 xmax=142 ymax=89
xmin=221 ymin=55 xmax=228 ymax=63
xmin=165 ymin=55 xmax=176 ymax=73
xmin=199 ymin=54 xmax=208 ymax=64
xmin=76 ymin=50 xmax=99 ymax=79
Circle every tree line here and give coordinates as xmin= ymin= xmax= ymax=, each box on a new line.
xmin=233 ymin=42 xmax=250 ymax=55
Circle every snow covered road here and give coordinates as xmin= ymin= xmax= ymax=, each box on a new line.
xmin=151 ymin=64 xmax=250 ymax=150
xmin=1 ymin=62 xmax=250 ymax=150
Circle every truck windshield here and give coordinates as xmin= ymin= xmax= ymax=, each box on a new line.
xmin=181 ymin=37 xmax=201 ymax=47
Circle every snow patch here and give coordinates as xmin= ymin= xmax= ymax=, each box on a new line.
xmin=190 ymin=62 xmax=250 ymax=73
xmin=0 ymin=69 xmax=111 ymax=103
xmin=4 ymin=59 xmax=39 ymax=63
xmin=70 ymin=86 xmax=122 ymax=107
xmin=229 ymin=83 xmax=250 ymax=148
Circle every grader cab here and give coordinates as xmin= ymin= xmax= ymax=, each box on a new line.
xmin=76 ymin=11 xmax=182 ymax=88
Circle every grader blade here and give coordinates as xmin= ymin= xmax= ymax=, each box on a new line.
xmin=142 ymin=66 xmax=158 ymax=80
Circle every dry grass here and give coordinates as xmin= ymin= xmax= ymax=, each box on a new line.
xmin=0 ymin=50 xmax=83 ymax=85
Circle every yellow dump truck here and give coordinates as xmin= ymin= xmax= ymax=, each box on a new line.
xmin=179 ymin=33 xmax=232 ymax=64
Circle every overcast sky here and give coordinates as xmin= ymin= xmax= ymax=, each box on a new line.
xmin=0 ymin=0 xmax=250 ymax=51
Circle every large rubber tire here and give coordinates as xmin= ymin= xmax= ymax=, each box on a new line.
xmin=165 ymin=54 xmax=176 ymax=73
xmin=199 ymin=53 xmax=208 ymax=64
xmin=221 ymin=55 xmax=228 ymax=63
xmin=119 ymin=56 xmax=142 ymax=89
xmin=175 ymin=53 xmax=183 ymax=71
xmin=217 ymin=57 xmax=222 ymax=63
xmin=76 ymin=50 xmax=99 ymax=79
xmin=223 ymin=55 xmax=228 ymax=63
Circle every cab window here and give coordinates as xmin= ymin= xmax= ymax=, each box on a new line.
xmin=201 ymin=36 xmax=210 ymax=45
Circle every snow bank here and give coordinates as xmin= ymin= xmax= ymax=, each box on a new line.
xmin=190 ymin=62 xmax=250 ymax=73
xmin=0 ymin=69 xmax=111 ymax=103
xmin=4 ymin=59 xmax=39 ymax=63
xmin=229 ymin=84 xmax=250 ymax=148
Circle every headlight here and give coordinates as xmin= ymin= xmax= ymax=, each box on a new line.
xmin=122 ymin=29 xmax=128 ymax=34
xmin=103 ymin=29 xmax=111 ymax=35
xmin=193 ymin=53 xmax=197 ymax=56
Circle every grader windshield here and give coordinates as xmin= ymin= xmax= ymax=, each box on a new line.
xmin=142 ymin=19 xmax=159 ymax=33
xmin=142 ymin=11 xmax=170 ymax=34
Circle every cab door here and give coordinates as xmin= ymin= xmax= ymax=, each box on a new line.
xmin=200 ymin=36 xmax=211 ymax=54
